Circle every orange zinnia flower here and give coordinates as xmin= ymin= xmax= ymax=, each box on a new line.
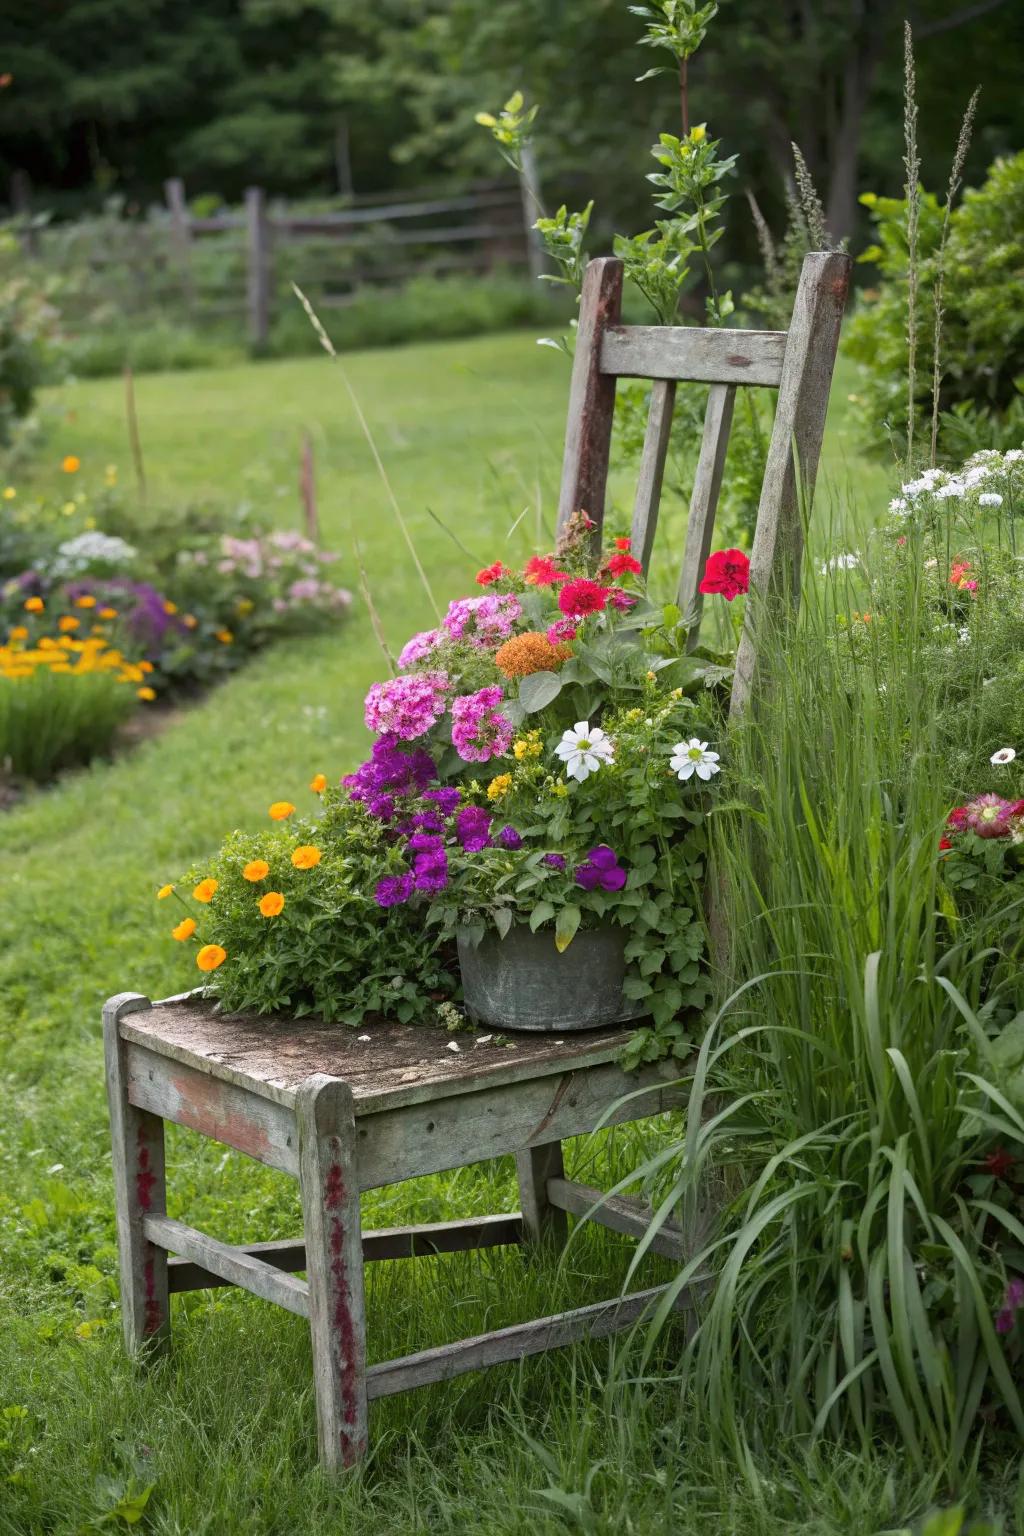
xmin=173 ymin=918 xmax=197 ymax=942
xmin=196 ymin=944 xmax=227 ymax=972
xmin=99 ymin=607 xmax=118 ymax=620
xmin=269 ymin=801 xmax=295 ymax=821
xmin=192 ymin=878 xmax=218 ymax=903
xmin=8 ymin=626 xmax=28 ymax=642
xmin=24 ymin=596 xmax=43 ymax=613
xmin=243 ymin=859 xmax=270 ymax=882
xmin=62 ymin=455 xmax=80 ymax=474
xmin=215 ymin=629 xmax=233 ymax=644
xmin=259 ymin=891 xmax=285 ymax=918
xmin=137 ymin=686 xmax=156 ymax=701
xmin=58 ymin=616 xmax=80 ymax=633
xmin=291 ymin=845 xmax=322 ymax=870
xmin=157 ymin=884 xmax=174 ymax=900
xmin=75 ymin=594 xmax=97 ymax=609
xmin=309 ymin=773 xmax=328 ymax=794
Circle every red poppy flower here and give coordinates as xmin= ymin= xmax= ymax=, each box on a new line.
xmin=558 ymin=578 xmax=610 ymax=618
xmin=699 ymin=548 xmax=750 ymax=601
xmin=524 ymin=555 xmax=568 ymax=587
xmin=606 ymin=551 xmax=643 ymax=577
xmin=985 ymin=1147 xmax=1015 ymax=1180
xmin=476 ymin=561 xmax=507 ymax=586
xmin=614 ymin=536 xmax=632 ymax=551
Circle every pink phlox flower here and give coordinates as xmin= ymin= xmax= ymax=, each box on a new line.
xmin=364 ymin=671 xmax=449 ymax=740
xmin=450 ymin=685 xmax=514 ymax=763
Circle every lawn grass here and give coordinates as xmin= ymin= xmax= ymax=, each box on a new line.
xmin=0 ymin=330 xmax=940 ymax=1533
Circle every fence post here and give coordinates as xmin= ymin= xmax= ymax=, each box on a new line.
xmin=245 ymin=186 xmax=272 ymax=349
xmin=518 ymin=143 xmax=546 ymax=282
xmin=163 ymin=177 xmax=195 ymax=309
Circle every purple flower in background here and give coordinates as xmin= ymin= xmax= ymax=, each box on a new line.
xmin=609 ymin=589 xmax=637 ymax=611
xmin=995 ymin=1277 xmax=1024 ymax=1335
xmin=543 ymin=853 xmax=566 ymax=871
xmin=344 ymin=735 xmax=437 ymax=817
xmin=410 ymin=809 xmax=446 ymax=834
xmin=411 ymin=833 xmax=449 ymax=894
xmin=497 ymin=825 xmax=523 ymax=849
xmin=78 ymin=578 xmax=187 ymax=653
xmin=364 ymin=671 xmax=449 ymax=741
xmin=375 ymin=873 xmax=415 ymax=908
xmin=288 ymin=578 xmax=320 ymax=602
xmin=366 ymin=793 xmax=396 ymax=821
xmin=424 ymin=786 xmax=461 ymax=815
xmin=575 ymin=845 xmax=628 ymax=893
xmin=456 ymin=806 xmax=492 ymax=851
xmin=451 ymin=685 xmax=514 ymax=763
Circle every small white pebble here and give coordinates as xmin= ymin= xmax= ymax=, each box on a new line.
xmin=554 ymin=1040 xmax=564 ymax=1045
xmin=475 ymin=1034 xmax=494 ymax=1045
xmin=446 ymin=1040 xmax=462 ymax=1053
xmin=357 ymin=1034 xmax=371 ymax=1042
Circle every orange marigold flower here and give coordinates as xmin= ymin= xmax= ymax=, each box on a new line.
xmin=192 ymin=878 xmax=219 ymax=903
xmin=172 ymin=918 xmax=197 ymax=942
xmin=137 ymin=686 xmax=156 ymax=701
xmin=24 ymin=596 xmax=43 ymax=613
xmin=259 ymin=891 xmax=285 ymax=918
xmin=99 ymin=607 xmax=118 ymax=620
xmin=196 ymin=944 xmax=227 ymax=972
xmin=215 ymin=629 xmax=233 ymax=644
xmin=58 ymin=615 xmax=80 ymax=632
xmin=75 ymin=594 xmax=97 ymax=609
xmin=62 ymin=455 xmax=80 ymax=474
xmin=8 ymin=626 xmax=28 ymax=642
xmin=183 ymin=614 xmax=198 ymax=629
xmin=163 ymin=600 xmax=178 ymax=615
xmin=495 ymin=630 xmax=572 ymax=679
xmin=269 ymin=801 xmax=295 ymax=820
xmin=309 ymin=773 xmax=328 ymax=794
xmin=138 ymin=660 xmax=153 ymax=673
xmin=157 ymin=884 xmax=174 ymax=900
xmin=243 ymin=859 xmax=270 ymax=882
xmin=291 ymin=845 xmax=322 ymax=870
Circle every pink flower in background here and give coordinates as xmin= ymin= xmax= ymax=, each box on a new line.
xmin=546 ymin=618 xmax=578 ymax=645
xmin=288 ymin=578 xmax=320 ymax=601
xmin=699 ymin=549 xmax=750 ymax=601
xmin=364 ymin=671 xmax=449 ymax=740
xmin=609 ymin=589 xmax=637 ymax=611
xmin=443 ymin=593 xmax=521 ymax=646
xmin=964 ymin=794 xmax=1017 ymax=838
xmin=398 ymin=628 xmax=443 ymax=668
xmin=451 ymin=685 xmax=514 ymax=762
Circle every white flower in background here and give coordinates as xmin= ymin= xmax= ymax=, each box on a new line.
xmin=670 ymin=739 xmax=720 ymax=782
xmin=819 ymin=552 xmax=860 ymax=574
xmin=1006 ymin=449 xmax=1023 ymax=462
xmin=991 ymin=747 xmax=1017 ymax=766
xmin=979 ymin=492 xmax=1004 ymax=507
xmin=48 ymin=531 xmax=137 ymax=578
xmin=958 ymin=626 xmax=972 ymax=646
xmin=889 ymin=497 xmax=908 ymax=514
xmin=555 ymin=722 xmax=615 ymax=782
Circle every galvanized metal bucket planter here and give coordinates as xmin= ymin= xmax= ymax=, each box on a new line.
xmin=457 ymin=924 xmax=638 ymax=1033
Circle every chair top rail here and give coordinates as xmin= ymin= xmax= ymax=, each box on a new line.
xmin=599 ymin=323 xmax=788 ymax=388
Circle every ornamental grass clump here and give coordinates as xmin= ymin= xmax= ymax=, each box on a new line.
xmin=159 ymin=527 xmax=746 ymax=1055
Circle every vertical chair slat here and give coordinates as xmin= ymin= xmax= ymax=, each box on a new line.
xmin=730 ymin=251 xmax=851 ymax=716
xmin=676 ymin=383 xmax=736 ymax=651
xmin=557 ymin=257 xmax=623 ymax=553
xmin=631 ymin=379 xmax=677 ymax=574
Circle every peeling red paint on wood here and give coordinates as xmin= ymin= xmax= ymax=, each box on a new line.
xmin=322 ymin=1159 xmax=364 ymax=1460
xmin=169 ymin=1070 xmax=273 ymax=1161
xmin=135 ymin=1124 xmax=156 ymax=1211
xmin=142 ymin=1254 xmax=163 ymax=1336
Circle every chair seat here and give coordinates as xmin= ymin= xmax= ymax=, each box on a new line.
xmin=119 ymin=992 xmax=637 ymax=1114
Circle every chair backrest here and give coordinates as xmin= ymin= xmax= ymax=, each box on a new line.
xmin=556 ymin=250 xmax=851 ymax=716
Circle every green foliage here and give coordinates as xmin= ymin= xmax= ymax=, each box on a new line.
xmin=846 ymin=152 xmax=1024 ymax=460
xmin=630 ymin=0 xmax=719 ymax=78
xmin=0 ymin=232 xmax=64 ymax=444
xmin=0 ymin=666 xmax=136 ymax=780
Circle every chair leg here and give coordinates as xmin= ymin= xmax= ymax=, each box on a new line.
xmin=516 ymin=1140 xmax=568 ymax=1248
xmin=103 ymin=993 xmax=170 ymax=1355
xmin=297 ymin=1075 xmax=368 ymax=1473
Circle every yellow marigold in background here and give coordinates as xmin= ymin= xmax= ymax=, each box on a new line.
xmin=157 ymin=884 xmax=174 ymax=900
xmin=495 ymin=631 xmax=571 ymax=678
xmin=8 ymin=626 xmax=27 ymax=643
xmin=269 ymin=801 xmax=295 ymax=820
xmin=2 ymin=486 xmax=15 ymax=499
xmin=236 ymin=598 xmax=254 ymax=616
xmin=215 ymin=629 xmax=233 ymax=645
xmin=172 ymin=918 xmax=196 ymax=942
xmin=259 ymin=891 xmax=285 ymax=917
xmin=75 ymin=594 xmax=97 ymax=609
xmin=58 ymin=616 xmax=79 ymax=633
xmin=192 ymin=878 xmax=218 ymax=903
xmin=291 ymin=845 xmax=322 ymax=870
xmin=137 ymin=686 xmax=156 ymax=701
xmin=196 ymin=944 xmax=227 ymax=972
xmin=183 ymin=614 xmax=198 ymax=629
xmin=163 ymin=600 xmax=178 ymax=615
xmin=24 ymin=596 xmax=43 ymax=613
xmin=99 ymin=607 xmax=118 ymax=620
xmin=487 ymin=774 xmax=512 ymax=801
xmin=243 ymin=859 xmax=270 ymax=882
xmin=310 ymin=773 xmax=328 ymax=794
xmin=62 ymin=455 xmax=80 ymax=473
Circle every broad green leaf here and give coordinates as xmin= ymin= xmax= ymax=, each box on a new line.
xmin=520 ymin=671 xmax=563 ymax=712
xmin=554 ymin=904 xmax=581 ymax=953
xmin=529 ymin=900 xmax=555 ymax=932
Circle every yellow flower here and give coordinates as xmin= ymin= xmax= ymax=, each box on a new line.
xmin=512 ymin=732 xmax=542 ymax=761
xmin=183 ymin=614 xmax=198 ymax=629
xmin=269 ymin=801 xmax=295 ymax=821
xmin=104 ymin=464 xmax=118 ymax=485
xmin=236 ymin=597 xmax=254 ymax=616
xmin=192 ymin=878 xmax=219 ymax=903
xmin=172 ymin=918 xmax=196 ymax=942
xmin=99 ymin=607 xmax=118 ymax=620
xmin=215 ymin=629 xmax=233 ymax=645
xmin=58 ymin=616 xmax=80 ymax=633
xmin=487 ymin=774 xmax=512 ymax=802
xmin=550 ymin=782 xmax=569 ymax=798
xmin=2 ymin=486 xmax=15 ymax=499
xmin=62 ymin=455 xmax=80 ymax=474
xmin=156 ymin=884 xmax=174 ymax=900
xmin=8 ymin=626 xmax=28 ymax=643
xmin=196 ymin=944 xmax=227 ymax=972
xmin=259 ymin=891 xmax=285 ymax=918
xmin=309 ymin=773 xmax=328 ymax=794
xmin=690 ymin=123 xmax=707 ymax=143
xmin=24 ymin=596 xmax=43 ymax=613
xmin=291 ymin=845 xmax=322 ymax=870
xmin=62 ymin=501 xmax=77 ymax=516
xmin=137 ymin=686 xmax=156 ymax=701
xmin=75 ymin=594 xmax=97 ymax=609
xmin=163 ymin=600 xmax=178 ymax=615
xmin=243 ymin=859 xmax=270 ymax=882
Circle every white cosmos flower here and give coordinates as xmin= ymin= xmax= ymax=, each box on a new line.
xmin=555 ymin=721 xmax=615 ymax=781
xmin=991 ymin=747 xmax=1017 ymax=766
xmin=670 ymin=739 xmax=720 ymax=782
xmin=979 ymin=492 xmax=1003 ymax=507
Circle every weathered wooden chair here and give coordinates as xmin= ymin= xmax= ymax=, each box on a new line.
xmin=105 ymin=249 xmax=850 ymax=1472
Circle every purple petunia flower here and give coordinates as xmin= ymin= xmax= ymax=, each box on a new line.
xmin=497 ymin=825 xmax=523 ymax=849
xmin=456 ymin=806 xmax=492 ymax=851
xmin=375 ymin=873 xmax=415 ymax=908
xmin=423 ymin=786 xmax=461 ymax=815
xmin=344 ymin=735 xmax=437 ymax=815
xmin=574 ymin=845 xmax=628 ymax=893
xmin=543 ymin=853 xmax=566 ymax=871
